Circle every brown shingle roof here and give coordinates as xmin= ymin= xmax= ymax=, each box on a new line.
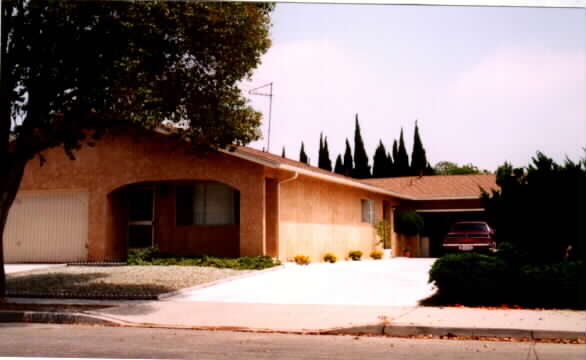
xmin=228 ymin=146 xmax=414 ymax=199
xmin=360 ymin=174 xmax=498 ymax=200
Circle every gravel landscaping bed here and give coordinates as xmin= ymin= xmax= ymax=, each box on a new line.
xmin=6 ymin=265 xmax=251 ymax=299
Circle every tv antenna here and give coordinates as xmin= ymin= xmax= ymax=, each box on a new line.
xmin=249 ymin=82 xmax=273 ymax=152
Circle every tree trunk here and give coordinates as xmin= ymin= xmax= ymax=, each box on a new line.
xmin=0 ymin=157 xmax=27 ymax=299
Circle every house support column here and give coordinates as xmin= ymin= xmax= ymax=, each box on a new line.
xmin=265 ymin=178 xmax=279 ymax=258
xmin=239 ymin=178 xmax=266 ymax=257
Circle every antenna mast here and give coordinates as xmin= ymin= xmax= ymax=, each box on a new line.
xmin=249 ymin=82 xmax=273 ymax=152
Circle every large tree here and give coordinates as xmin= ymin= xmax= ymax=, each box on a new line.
xmin=352 ymin=115 xmax=370 ymax=178
xmin=410 ymin=121 xmax=429 ymax=176
xmin=395 ymin=128 xmax=410 ymax=176
xmin=481 ymin=152 xmax=585 ymax=263
xmin=0 ymin=1 xmax=272 ymax=296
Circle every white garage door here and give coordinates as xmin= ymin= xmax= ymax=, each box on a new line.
xmin=4 ymin=192 xmax=88 ymax=263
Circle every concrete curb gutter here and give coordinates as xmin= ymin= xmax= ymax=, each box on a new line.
xmin=323 ymin=322 xmax=586 ymax=341
xmin=2 ymin=309 xmax=583 ymax=342
xmin=157 ymin=264 xmax=286 ymax=300
xmin=0 ymin=310 xmax=125 ymax=326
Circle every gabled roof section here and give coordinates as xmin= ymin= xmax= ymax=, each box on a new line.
xmin=360 ymin=174 xmax=498 ymax=200
xmin=223 ymin=146 xmax=416 ymax=200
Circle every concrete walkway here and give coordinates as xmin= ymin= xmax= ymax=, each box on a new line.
xmin=4 ymin=264 xmax=66 ymax=274
xmin=87 ymin=301 xmax=586 ymax=338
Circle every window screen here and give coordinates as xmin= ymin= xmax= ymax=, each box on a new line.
xmin=176 ymin=182 xmax=239 ymax=226
xmin=361 ymin=199 xmax=374 ymax=224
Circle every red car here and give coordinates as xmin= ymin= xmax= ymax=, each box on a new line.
xmin=442 ymin=221 xmax=496 ymax=253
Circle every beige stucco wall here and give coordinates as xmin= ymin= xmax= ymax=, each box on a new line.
xmin=278 ymin=174 xmax=394 ymax=262
xmin=18 ymin=129 xmax=266 ymax=261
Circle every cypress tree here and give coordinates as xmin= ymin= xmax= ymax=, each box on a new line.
xmin=372 ymin=140 xmax=389 ymax=178
xmin=391 ymin=140 xmax=399 ymax=177
xmin=299 ymin=142 xmax=309 ymax=164
xmin=396 ymin=128 xmax=410 ymax=176
xmin=317 ymin=133 xmax=324 ymax=168
xmin=410 ymin=121 xmax=428 ymax=176
xmin=343 ymin=139 xmax=353 ymax=177
xmin=386 ymin=152 xmax=394 ymax=177
xmin=322 ymin=136 xmax=332 ymax=171
xmin=352 ymin=114 xmax=371 ymax=178
xmin=317 ymin=133 xmax=332 ymax=171
xmin=281 ymin=147 xmax=286 ymax=158
xmin=334 ymin=154 xmax=344 ymax=175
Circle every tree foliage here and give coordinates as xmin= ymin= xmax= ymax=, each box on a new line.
xmin=343 ymin=138 xmax=353 ymax=177
xmin=317 ymin=132 xmax=332 ymax=171
xmin=434 ymin=161 xmax=483 ymax=175
xmin=299 ymin=142 xmax=309 ymax=164
xmin=395 ymin=128 xmax=410 ymax=177
xmin=334 ymin=154 xmax=344 ymax=175
xmin=481 ymin=152 xmax=586 ymax=263
xmin=372 ymin=140 xmax=390 ymax=178
xmin=410 ymin=121 xmax=430 ymax=176
xmin=352 ymin=115 xmax=370 ymax=178
xmin=0 ymin=0 xmax=273 ymax=297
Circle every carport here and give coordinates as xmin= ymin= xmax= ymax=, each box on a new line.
xmin=362 ymin=174 xmax=498 ymax=258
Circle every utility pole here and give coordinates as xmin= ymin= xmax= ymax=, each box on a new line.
xmin=249 ymin=82 xmax=273 ymax=152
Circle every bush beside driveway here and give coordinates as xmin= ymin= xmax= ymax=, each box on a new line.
xmin=7 ymin=265 xmax=251 ymax=299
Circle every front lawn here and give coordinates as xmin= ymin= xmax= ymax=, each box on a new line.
xmin=7 ymin=265 xmax=250 ymax=299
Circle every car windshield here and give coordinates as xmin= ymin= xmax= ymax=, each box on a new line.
xmin=451 ymin=223 xmax=488 ymax=232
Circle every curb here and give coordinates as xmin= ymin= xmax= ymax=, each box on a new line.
xmin=0 ymin=310 xmax=124 ymax=326
xmin=324 ymin=323 xmax=586 ymax=340
xmin=157 ymin=264 xmax=286 ymax=300
xmin=1 ymin=310 xmax=583 ymax=341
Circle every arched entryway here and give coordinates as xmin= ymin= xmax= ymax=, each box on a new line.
xmin=111 ymin=180 xmax=241 ymax=258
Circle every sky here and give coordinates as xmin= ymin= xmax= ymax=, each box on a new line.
xmin=240 ymin=3 xmax=586 ymax=172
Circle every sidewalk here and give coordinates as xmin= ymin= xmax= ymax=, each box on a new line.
xmin=85 ymin=301 xmax=585 ymax=339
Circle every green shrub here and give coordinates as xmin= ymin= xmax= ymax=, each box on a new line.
xmin=293 ymin=255 xmax=311 ymax=265
xmin=429 ymin=253 xmax=586 ymax=309
xmin=518 ymin=261 xmax=586 ymax=309
xmin=348 ymin=250 xmax=363 ymax=261
xmin=126 ymin=249 xmax=280 ymax=270
xmin=395 ymin=210 xmax=424 ymax=236
xmin=429 ymin=253 xmax=511 ymax=304
xmin=370 ymin=250 xmax=384 ymax=260
xmin=323 ymin=252 xmax=337 ymax=263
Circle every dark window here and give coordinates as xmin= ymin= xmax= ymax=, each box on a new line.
xmin=176 ymin=182 xmax=239 ymax=226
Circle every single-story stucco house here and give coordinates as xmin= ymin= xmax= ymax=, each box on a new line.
xmin=4 ymin=127 xmax=498 ymax=263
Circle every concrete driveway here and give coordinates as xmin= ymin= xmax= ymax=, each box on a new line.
xmin=168 ymin=258 xmax=437 ymax=306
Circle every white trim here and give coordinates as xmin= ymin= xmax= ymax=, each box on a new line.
xmin=416 ymin=208 xmax=485 ymax=213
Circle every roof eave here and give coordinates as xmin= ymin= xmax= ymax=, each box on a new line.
xmin=222 ymin=149 xmax=414 ymax=200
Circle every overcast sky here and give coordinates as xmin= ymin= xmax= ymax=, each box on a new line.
xmin=240 ymin=3 xmax=585 ymax=172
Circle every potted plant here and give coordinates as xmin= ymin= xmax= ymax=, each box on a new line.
xmin=403 ymin=247 xmax=412 ymax=258
xmin=373 ymin=219 xmax=392 ymax=258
